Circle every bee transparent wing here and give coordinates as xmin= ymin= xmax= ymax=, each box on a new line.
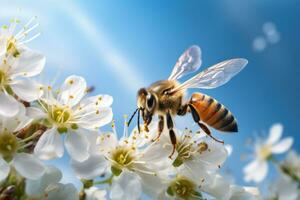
xmin=168 ymin=45 xmax=202 ymax=80
xmin=171 ymin=58 xmax=248 ymax=92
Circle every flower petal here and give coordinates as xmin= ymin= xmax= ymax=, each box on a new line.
xmin=26 ymin=107 xmax=46 ymax=119
xmin=11 ymin=79 xmax=43 ymax=102
xmin=266 ymin=123 xmax=283 ymax=145
xmin=79 ymin=94 xmax=113 ymax=108
xmin=58 ymin=75 xmax=87 ymax=107
xmin=85 ymin=187 xmax=107 ymax=200
xmin=96 ymin=132 xmax=118 ymax=154
xmin=70 ymin=154 xmax=108 ymax=179
xmin=195 ymin=139 xmax=228 ymax=170
xmin=2 ymin=103 xmax=32 ymax=132
xmin=271 ymin=137 xmax=293 ymax=154
xmin=34 ymin=128 xmax=64 ymax=160
xmin=0 ymin=93 xmax=19 ymax=117
xmin=46 ymin=183 xmax=79 ymax=200
xmin=65 ymin=130 xmax=90 ymax=162
xmin=26 ymin=165 xmax=62 ymax=198
xmin=76 ymin=107 xmax=113 ymax=130
xmin=243 ymin=160 xmax=268 ymax=183
xmin=202 ymin=173 xmax=230 ymax=200
xmin=13 ymin=153 xmax=45 ymax=180
xmin=0 ymin=157 xmax=10 ymax=181
xmin=8 ymin=47 xmax=45 ymax=78
xmin=110 ymin=170 xmax=142 ymax=200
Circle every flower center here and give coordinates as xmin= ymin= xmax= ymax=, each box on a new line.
xmin=50 ymin=107 xmax=71 ymax=124
xmin=0 ymin=131 xmax=18 ymax=158
xmin=6 ymin=37 xmax=20 ymax=57
xmin=168 ymin=176 xmax=197 ymax=199
xmin=111 ymin=146 xmax=134 ymax=167
xmin=258 ymin=145 xmax=272 ymax=160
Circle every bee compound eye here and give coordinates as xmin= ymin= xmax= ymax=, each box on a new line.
xmin=146 ymin=94 xmax=155 ymax=110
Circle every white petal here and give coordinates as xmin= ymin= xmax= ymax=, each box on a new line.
xmin=70 ymin=154 xmax=108 ymax=179
xmin=85 ymin=187 xmax=107 ymax=200
xmin=243 ymin=160 xmax=268 ymax=183
xmin=65 ymin=130 xmax=90 ymax=162
xmin=96 ymin=132 xmax=118 ymax=154
xmin=79 ymin=94 xmax=113 ymax=108
xmin=271 ymin=137 xmax=293 ymax=154
xmin=195 ymin=139 xmax=228 ymax=170
xmin=46 ymin=183 xmax=79 ymax=200
xmin=26 ymin=165 xmax=62 ymax=198
xmin=266 ymin=123 xmax=283 ymax=145
xmin=0 ymin=157 xmax=10 ymax=181
xmin=8 ymin=47 xmax=45 ymax=78
xmin=225 ymin=144 xmax=233 ymax=156
xmin=13 ymin=153 xmax=45 ymax=180
xmin=84 ymin=131 xmax=101 ymax=153
xmin=138 ymin=173 xmax=165 ymax=198
xmin=11 ymin=79 xmax=43 ymax=102
xmin=202 ymin=173 xmax=231 ymax=200
xmin=26 ymin=107 xmax=46 ymax=119
xmin=0 ymin=93 xmax=19 ymax=117
xmin=34 ymin=128 xmax=64 ymax=160
xmin=142 ymin=139 xmax=174 ymax=171
xmin=58 ymin=75 xmax=87 ymax=107
xmin=110 ymin=170 xmax=142 ymax=200
xmin=76 ymin=107 xmax=113 ymax=130
xmin=2 ymin=103 xmax=32 ymax=132
xmin=184 ymin=160 xmax=212 ymax=185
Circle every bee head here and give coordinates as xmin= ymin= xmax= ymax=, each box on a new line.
xmin=137 ymin=88 xmax=156 ymax=113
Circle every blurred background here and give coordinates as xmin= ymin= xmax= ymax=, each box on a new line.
xmin=0 ymin=0 xmax=299 ymax=196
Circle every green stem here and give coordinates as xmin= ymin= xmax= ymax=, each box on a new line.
xmin=93 ymin=175 xmax=114 ymax=185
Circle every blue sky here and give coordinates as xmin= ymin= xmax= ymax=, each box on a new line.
xmin=1 ymin=0 xmax=299 ymax=195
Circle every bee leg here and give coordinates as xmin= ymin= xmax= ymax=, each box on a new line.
xmin=152 ymin=115 xmax=164 ymax=142
xmin=189 ymin=104 xmax=224 ymax=144
xmin=166 ymin=111 xmax=177 ymax=159
xmin=177 ymin=104 xmax=189 ymax=116
xmin=144 ymin=115 xmax=152 ymax=132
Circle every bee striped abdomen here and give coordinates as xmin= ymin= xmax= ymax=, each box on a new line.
xmin=190 ymin=93 xmax=238 ymax=132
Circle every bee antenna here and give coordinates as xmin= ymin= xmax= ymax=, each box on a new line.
xmin=137 ymin=108 xmax=141 ymax=133
xmin=128 ymin=108 xmax=139 ymax=126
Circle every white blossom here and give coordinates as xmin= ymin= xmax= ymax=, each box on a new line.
xmin=0 ymin=17 xmax=45 ymax=117
xmin=26 ymin=165 xmax=79 ymax=200
xmin=281 ymin=150 xmax=300 ymax=180
xmin=71 ymin=120 xmax=170 ymax=200
xmin=85 ymin=187 xmax=107 ymax=200
xmin=32 ymin=75 xmax=113 ymax=161
xmin=0 ymin=102 xmax=45 ymax=181
xmin=267 ymin=174 xmax=300 ymax=200
xmin=243 ymin=123 xmax=293 ymax=183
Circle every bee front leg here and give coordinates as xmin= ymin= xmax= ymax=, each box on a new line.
xmin=152 ymin=115 xmax=164 ymax=142
xmin=166 ymin=111 xmax=177 ymax=159
xmin=189 ymin=104 xmax=224 ymax=144
xmin=144 ymin=114 xmax=152 ymax=132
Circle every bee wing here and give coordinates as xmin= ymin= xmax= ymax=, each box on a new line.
xmin=168 ymin=45 xmax=202 ymax=80
xmin=170 ymin=58 xmax=248 ymax=92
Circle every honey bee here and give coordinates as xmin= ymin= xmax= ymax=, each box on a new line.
xmin=128 ymin=45 xmax=247 ymax=157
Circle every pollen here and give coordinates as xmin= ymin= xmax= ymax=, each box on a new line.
xmin=198 ymin=142 xmax=208 ymax=153
xmin=68 ymin=80 xmax=74 ymax=85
